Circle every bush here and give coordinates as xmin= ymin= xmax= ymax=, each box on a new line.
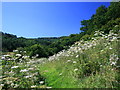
xmin=26 ymin=44 xmax=48 ymax=58
xmin=81 ymin=34 xmax=91 ymax=41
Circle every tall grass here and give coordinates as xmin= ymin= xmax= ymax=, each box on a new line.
xmin=39 ymin=30 xmax=120 ymax=88
xmin=1 ymin=30 xmax=120 ymax=88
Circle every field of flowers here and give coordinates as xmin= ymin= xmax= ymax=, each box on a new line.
xmin=1 ymin=51 xmax=50 ymax=88
xmin=1 ymin=30 xmax=120 ymax=88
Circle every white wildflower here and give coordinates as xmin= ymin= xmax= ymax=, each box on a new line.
xmin=0 ymin=76 xmax=2 ymax=78
xmin=109 ymin=54 xmax=119 ymax=61
xmin=67 ymin=60 xmax=71 ymax=62
xmin=4 ymin=55 xmax=10 ymax=57
xmin=25 ymin=75 xmax=32 ymax=78
xmin=116 ymin=57 xmax=119 ymax=60
xmin=104 ymin=36 xmax=108 ymax=38
xmin=13 ymin=50 xmax=18 ymax=52
xmin=101 ymin=50 xmax=104 ymax=52
xmin=20 ymin=51 xmax=22 ymax=53
xmin=76 ymin=55 xmax=79 ymax=58
xmin=24 ymin=51 xmax=26 ymax=53
xmin=31 ymin=85 xmax=37 ymax=88
xmin=94 ymin=33 xmax=98 ymax=36
xmin=59 ymin=73 xmax=62 ymax=76
xmin=6 ymin=81 xmax=12 ymax=84
xmin=11 ymin=83 xmax=14 ymax=87
xmin=73 ymin=61 xmax=77 ymax=64
xmin=36 ymin=54 xmax=39 ymax=57
xmin=1 ymin=56 xmax=5 ymax=60
xmin=9 ymin=71 xmax=14 ymax=74
xmin=39 ymin=81 xmax=44 ymax=84
xmin=109 ymin=47 xmax=112 ymax=50
xmin=14 ymin=84 xmax=19 ymax=88
xmin=46 ymin=87 xmax=52 ymax=88
xmin=115 ymin=25 xmax=118 ymax=27
xmin=0 ymin=84 xmax=4 ymax=86
xmin=22 ymin=56 xmax=29 ymax=59
xmin=28 ymin=68 xmax=34 ymax=70
xmin=100 ymin=65 xmax=102 ymax=67
xmin=74 ymin=68 xmax=78 ymax=72
xmin=11 ymin=66 xmax=19 ymax=69
xmin=8 ymin=58 xmax=11 ymax=60
xmin=20 ymin=69 xmax=29 ymax=72
xmin=16 ymin=54 xmax=22 ymax=57
xmin=111 ymin=62 xmax=116 ymax=65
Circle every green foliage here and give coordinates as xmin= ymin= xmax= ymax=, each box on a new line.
xmin=80 ymin=20 xmax=90 ymax=31
xmin=81 ymin=34 xmax=91 ymax=41
xmin=100 ymin=18 xmax=120 ymax=33
xmin=26 ymin=44 xmax=48 ymax=58
xmin=106 ymin=2 xmax=120 ymax=20
xmin=2 ymin=53 xmax=47 ymax=88
xmin=39 ymin=31 xmax=119 ymax=88
xmin=80 ymin=2 xmax=120 ymax=36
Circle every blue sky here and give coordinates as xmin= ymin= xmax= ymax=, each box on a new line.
xmin=2 ymin=2 xmax=110 ymax=38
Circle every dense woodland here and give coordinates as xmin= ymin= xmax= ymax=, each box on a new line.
xmin=1 ymin=2 xmax=120 ymax=58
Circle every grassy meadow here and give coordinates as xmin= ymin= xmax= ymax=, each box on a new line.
xmin=1 ymin=30 xmax=120 ymax=89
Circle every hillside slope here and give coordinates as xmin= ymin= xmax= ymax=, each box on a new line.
xmin=39 ymin=30 xmax=120 ymax=88
xmin=1 ymin=29 xmax=120 ymax=88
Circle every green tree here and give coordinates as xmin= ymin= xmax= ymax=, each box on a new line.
xmin=106 ymin=2 xmax=120 ymax=20
xmin=27 ymin=44 xmax=48 ymax=58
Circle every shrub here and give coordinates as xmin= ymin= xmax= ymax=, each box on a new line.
xmin=81 ymin=34 xmax=91 ymax=41
xmin=27 ymin=44 xmax=48 ymax=58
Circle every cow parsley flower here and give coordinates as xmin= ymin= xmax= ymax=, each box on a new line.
xmin=31 ymin=85 xmax=37 ymax=88
xmin=59 ymin=73 xmax=62 ymax=76
xmin=76 ymin=55 xmax=79 ymax=58
xmin=13 ymin=50 xmax=18 ymax=52
xmin=67 ymin=60 xmax=71 ymax=62
xmin=109 ymin=47 xmax=112 ymax=50
xmin=20 ymin=69 xmax=29 ymax=72
xmin=11 ymin=66 xmax=19 ymax=69
xmin=25 ymin=75 xmax=32 ymax=78
xmin=1 ymin=56 xmax=5 ymax=60
xmin=74 ymin=68 xmax=78 ymax=72
xmin=111 ymin=62 xmax=116 ymax=65
xmin=16 ymin=54 xmax=22 ymax=57
xmin=46 ymin=87 xmax=52 ymax=88
xmin=73 ymin=61 xmax=77 ymax=64
xmin=39 ymin=81 xmax=44 ymax=84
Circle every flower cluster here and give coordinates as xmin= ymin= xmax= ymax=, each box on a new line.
xmin=109 ymin=53 xmax=119 ymax=66
xmin=47 ymin=30 xmax=119 ymax=63
xmin=1 ymin=51 xmax=47 ymax=88
xmin=1 ymin=30 xmax=119 ymax=88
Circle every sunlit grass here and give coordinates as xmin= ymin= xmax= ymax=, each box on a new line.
xmin=1 ymin=30 xmax=120 ymax=88
xmin=39 ymin=30 xmax=119 ymax=88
